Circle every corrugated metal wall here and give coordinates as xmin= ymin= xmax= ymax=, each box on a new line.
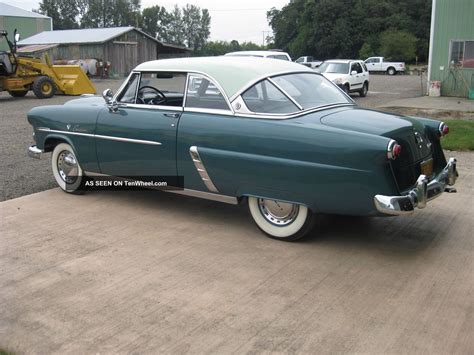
xmin=0 ymin=16 xmax=51 ymax=51
xmin=430 ymin=0 xmax=474 ymax=97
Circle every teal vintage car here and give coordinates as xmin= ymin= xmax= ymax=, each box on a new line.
xmin=27 ymin=57 xmax=458 ymax=241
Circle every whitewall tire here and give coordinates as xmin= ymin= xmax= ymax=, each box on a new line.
xmin=247 ymin=196 xmax=315 ymax=241
xmin=51 ymin=143 xmax=84 ymax=194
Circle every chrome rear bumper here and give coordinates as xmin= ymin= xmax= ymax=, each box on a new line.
xmin=28 ymin=145 xmax=43 ymax=159
xmin=374 ymin=157 xmax=458 ymax=215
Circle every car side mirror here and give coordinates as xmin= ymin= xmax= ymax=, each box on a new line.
xmin=102 ymin=88 xmax=118 ymax=112
xmin=351 ymin=70 xmax=357 ymax=75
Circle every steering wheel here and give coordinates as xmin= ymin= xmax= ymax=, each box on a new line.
xmin=137 ymin=86 xmax=167 ymax=105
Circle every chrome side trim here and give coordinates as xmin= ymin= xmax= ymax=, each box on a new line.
xmin=183 ymin=107 xmax=234 ymax=116
xmin=233 ymin=103 xmax=355 ymax=120
xmin=94 ymin=134 xmax=162 ymax=145
xmin=124 ymin=103 xmax=183 ymax=112
xmin=189 ymin=146 xmax=219 ymax=193
xmin=83 ymin=170 xmax=238 ymax=205
xmin=37 ymin=128 xmax=162 ymax=146
xmin=169 ymin=189 xmax=238 ymax=205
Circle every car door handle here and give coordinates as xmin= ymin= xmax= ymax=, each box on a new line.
xmin=163 ymin=112 xmax=180 ymax=118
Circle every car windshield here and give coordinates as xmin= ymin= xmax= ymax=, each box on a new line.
xmin=318 ymin=62 xmax=349 ymax=74
xmin=242 ymin=73 xmax=352 ymax=114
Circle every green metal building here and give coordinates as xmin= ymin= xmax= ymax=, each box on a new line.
xmin=428 ymin=0 xmax=474 ymax=97
xmin=0 ymin=2 xmax=52 ymax=51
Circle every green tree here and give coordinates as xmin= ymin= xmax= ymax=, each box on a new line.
xmin=159 ymin=5 xmax=185 ymax=45
xmin=359 ymin=42 xmax=375 ymax=59
xmin=268 ymin=0 xmax=431 ymax=62
xmin=81 ymin=0 xmax=141 ymax=28
xmin=379 ymin=30 xmax=417 ymax=61
xmin=141 ymin=5 xmax=167 ymax=38
xmin=38 ymin=0 xmax=80 ymax=29
xmin=182 ymin=4 xmax=210 ymax=50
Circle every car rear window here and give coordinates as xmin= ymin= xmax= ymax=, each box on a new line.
xmin=271 ymin=73 xmax=352 ymax=109
xmin=242 ymin=79 xmax=299 ymax=114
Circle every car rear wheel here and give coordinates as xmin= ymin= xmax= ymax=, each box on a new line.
xmin=52 ymin=143 xmax=85 ymax=194
xmin=8 ymin=90 xmax=28 ymax=97
xmin=387 ymin=67 xmax=396 ymax=75
xmin=359 ymin=82 xmax=368 ymax=97
xmin=343 ymin=84 xmax=350 ymax=94
xmin=247 ymin=197 xmax=316 ymax=241
xmin=32 ymin=76 xmax=56 ymax=99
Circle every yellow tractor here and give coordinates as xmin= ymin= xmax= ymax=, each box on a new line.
xmin=0 ymin=29 xmax=96 ymax=99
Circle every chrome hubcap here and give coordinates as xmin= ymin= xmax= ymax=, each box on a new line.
xmin=258 ymin=198 xmax=299 ymax=226
xmin=57 ymin=150 xmax=78 ymax=184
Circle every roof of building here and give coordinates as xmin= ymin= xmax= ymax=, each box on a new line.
xmin=18 ymin=27 xmax=139 ymax=45
xmin=17 ymin=26 xmax=192 ymax=53
xmin=135 ymin=56 xmax=312 ymax=99
xmin=17 ymin=43 xmax=58 ymax=53
xmin=0 ymin=2 xmax=50 ymax=19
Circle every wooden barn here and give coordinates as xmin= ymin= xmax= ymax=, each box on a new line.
xmin=17 ymin=27 xmax=190 ymax=77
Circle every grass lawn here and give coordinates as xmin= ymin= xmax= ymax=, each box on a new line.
xmin=441 ymin=120 xmax=474 ymax=151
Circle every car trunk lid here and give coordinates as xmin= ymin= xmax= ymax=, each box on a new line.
xmin=319 ymin=107 xmax=433 ymax=191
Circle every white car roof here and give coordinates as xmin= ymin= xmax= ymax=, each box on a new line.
xmin=225 ymin=50 xmax=289 ymax=57
xmin=323 ymin=59 xmax=362 ymax=63
xmin=134 ymin=56 xmax=311 ymax=99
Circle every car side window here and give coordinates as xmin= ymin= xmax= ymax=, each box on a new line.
xmin=185 ymin=74 xmax=230 ymax=111
xmin=117 ymin=73 xmax=139 ymax=103
xmin=361 ymin=63 xmax=368 ymax=72
xmin=136 ymin=72 xmax=186 ymax=107
xmin=354 ymin=63 xmax=363 ymax=73
xmin=242 ymin=79 xmax=299 ymax=114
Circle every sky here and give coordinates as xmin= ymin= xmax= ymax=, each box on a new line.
xmin=4 ymin=0 xmax=289 ymax=44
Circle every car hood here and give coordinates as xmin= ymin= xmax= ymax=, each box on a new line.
xmin=321 ymin=73 xmax=347 ymax=81
xmin=63 ymin=95 xmax=105 ymax=106
xmin=319 ymin=107 xmax=421 ymax=137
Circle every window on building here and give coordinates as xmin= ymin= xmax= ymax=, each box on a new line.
xmin=450 ymin=40 xmax=474 ymax=68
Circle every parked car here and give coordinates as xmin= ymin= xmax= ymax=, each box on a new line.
xmin=225 ymin=50 xmax=291 ymax=61
xmin=364 ymin=56 xmax=406 ymax=75
xmin=318 ymin=59 xmax=370 ymax=96
xmin=27 ymin=57 xmax=458 ymax=241
xmin=295 ymin=56 xmax=323 ymax=68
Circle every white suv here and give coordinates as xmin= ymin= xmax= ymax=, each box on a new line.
xmin=225 ymin=50 xmax=291 ymax=61
xmin=318 ymin=59 xmax=370 ymax=97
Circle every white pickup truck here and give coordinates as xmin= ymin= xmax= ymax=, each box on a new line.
xmin=295 ymin=56 xmax=323 ymax=69
xmin=364 ymin=57 xmax=405 ymax=75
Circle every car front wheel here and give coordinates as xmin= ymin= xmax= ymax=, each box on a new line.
xmin=51 ymin=143 xmax=85 ymax=194
xmin=247 ymin=197 xmax=315 ymax=241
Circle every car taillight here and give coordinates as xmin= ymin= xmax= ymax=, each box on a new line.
xmin=387 ymin=139 xmax=402 ymax=160
xmin=439 ymin=122 xmax=449 ymax=137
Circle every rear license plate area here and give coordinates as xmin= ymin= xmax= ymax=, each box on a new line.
xmin=420 ymin=158 xmax=434 ymax=176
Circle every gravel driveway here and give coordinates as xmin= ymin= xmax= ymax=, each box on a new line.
xmin=0 ymin=74 xmax=430 ymax=201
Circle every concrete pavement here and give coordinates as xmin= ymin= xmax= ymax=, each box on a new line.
xmin=378 ymin=96 xmax=474 ymax=119
xmin=1 ymin=152 xmax=473 ymax=354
